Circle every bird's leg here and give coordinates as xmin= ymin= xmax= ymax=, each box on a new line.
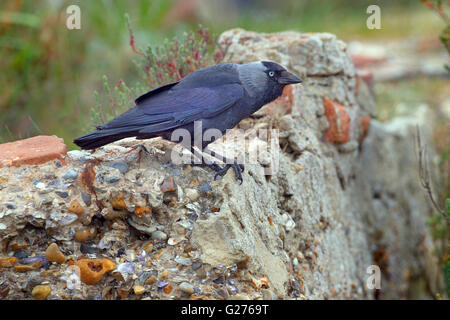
xmin=212 ymin=164 xmax=244 ymax=185
xmin=188 ymin=147 xmax=244 ymax=184
xmin=203 ymin=148 xmax=244 ymax=184
xmin=189 ymin=147 xmax=223 ymax=172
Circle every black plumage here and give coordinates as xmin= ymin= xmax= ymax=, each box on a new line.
xmin=74 ymin=61 xmax=302 ymax=183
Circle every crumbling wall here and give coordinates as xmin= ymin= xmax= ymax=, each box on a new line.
xmin=0 ymin=29 xmax=442 ymax=300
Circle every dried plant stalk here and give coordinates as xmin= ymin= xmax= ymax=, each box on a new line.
xmin=415 ymin=125 xmax=446 ymax=218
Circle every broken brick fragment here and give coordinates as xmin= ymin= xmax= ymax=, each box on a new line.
xmin=0 ymin=135 xmax=66 ymax=168
xmin=265 ymin=85 xmax=294 ymax=116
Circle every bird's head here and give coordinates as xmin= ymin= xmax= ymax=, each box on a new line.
xmin=237 ymin=61 xmax=302 ymax=102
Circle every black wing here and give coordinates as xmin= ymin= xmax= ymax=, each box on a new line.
xmin=100 ymin=83 xmax=244 ymax=135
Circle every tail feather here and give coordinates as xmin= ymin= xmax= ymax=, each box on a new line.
xmin=73 ymin=128 xmax=138 ymax=150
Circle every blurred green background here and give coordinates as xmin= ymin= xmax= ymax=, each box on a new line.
xmin=0 ymin=0 xmax=447 ymax=149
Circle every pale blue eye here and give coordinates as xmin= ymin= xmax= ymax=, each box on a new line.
xmin=269 ymin=71 xmax=275 ymax=77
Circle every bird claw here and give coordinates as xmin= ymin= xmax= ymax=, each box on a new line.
xmin=211 ymin=163 xmax=244 ymax=184
xmin=126 ymin=144 xmax=150 ymax=154
xmin=213 ymin=164 xmax=229 ymax=181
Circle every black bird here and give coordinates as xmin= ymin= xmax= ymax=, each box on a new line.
xmin=74 ymin=61 xmax=302 ymax=183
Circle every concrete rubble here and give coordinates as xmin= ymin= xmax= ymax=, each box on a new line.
xmin=0 ymin=28 xmax=443 ymax=300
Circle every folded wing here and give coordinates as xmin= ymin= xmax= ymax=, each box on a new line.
xmin=98 ymin=83 xmax=244 ymax=135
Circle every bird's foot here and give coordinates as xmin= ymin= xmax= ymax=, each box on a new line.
xmin=192 ymin=147 xmax=244 ymax=184
xmin=210 ymin=163 xmax=245 ymax=185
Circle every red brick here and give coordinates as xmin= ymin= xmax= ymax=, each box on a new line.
xmin=264 ymin=85 xmax=294 ymax=116
xmin=0 ymin=135 xmax=67 ymax=167
xmin=322 ymin=98 xmax=350 ymax=144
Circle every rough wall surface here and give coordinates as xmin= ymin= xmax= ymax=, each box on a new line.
xmin=0 ymin=29 xmax=442 ymax=300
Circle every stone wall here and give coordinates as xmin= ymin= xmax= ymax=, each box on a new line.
xmin=0 ymin=29 xmax=442 ymax=300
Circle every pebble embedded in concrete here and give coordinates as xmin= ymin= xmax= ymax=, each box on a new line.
xmin=45 ymin=243 xmax=66 ymax=264
xmin=178 ymin=282 xmax=194 ymax=295
xmin=32 ymin=284 xmax=51 ymax=300
xmin=106 ymin=176 xmax=120 ymax=183
xmin=62 ymin=169 xmax=78 ymax=180
xmin=151 ymin=231 xmax=168 ymax=241
xmin=107 ymin=162 xmax=129 ymax=174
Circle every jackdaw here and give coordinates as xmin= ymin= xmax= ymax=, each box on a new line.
xmin=74 ymin=61 xmax=302 ymax=183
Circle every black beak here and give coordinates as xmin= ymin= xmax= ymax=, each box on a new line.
xmin=278 ymin=70 xmax=302 ymax=84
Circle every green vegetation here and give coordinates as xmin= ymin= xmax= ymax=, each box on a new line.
xmin=421 ymin=0 xmax=450 ymax=70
